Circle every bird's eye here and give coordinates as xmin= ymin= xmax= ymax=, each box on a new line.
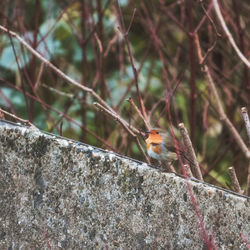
xmin=156 ymin=131 xmax=159 ymax=134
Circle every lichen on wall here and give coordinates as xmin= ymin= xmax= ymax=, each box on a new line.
xmin=0 ymin=120 xmax=249 ymax=249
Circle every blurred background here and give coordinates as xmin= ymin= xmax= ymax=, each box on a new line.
xmin=0 ymin=0 xmax=249 ymax=189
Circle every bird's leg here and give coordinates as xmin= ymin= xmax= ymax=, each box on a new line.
xmin=167 ymin=162 xmax=176 ymax=173
xmin=159 ymin=161 xmax=176 ymax=173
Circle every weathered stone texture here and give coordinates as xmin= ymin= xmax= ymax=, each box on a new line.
xmin=0 ymin=120 xmax=249 ymax=249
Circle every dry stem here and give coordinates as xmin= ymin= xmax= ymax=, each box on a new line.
xmin=0 ymin=108 xmax=36 ymax=127
xmin=127 ymin=97 xmax=151 ymax=130
xmin=194 ymin=34 xmax=250 ymax=161
xmin=228 ymin=166 xmax=243 ymax=194
xmin=247 ymin=163 xmax=250 ymax=196
xmin=116 ymin=2 xmax=148 ymax=121
xmin=184 ymin=164 xmax=194 ymax=178
xmin=178 ymin=123 xmax=203 ymax=181
xmin=0 ymin=24 xmax=140 ymax=137
xmin=94 ymin=102 xmax=150 ymax=163
xmin=241 ymin=107 xmax=250 ymax=142
xmin=0 ymin=24 xmax=152 ymax=164
xmin=159 ymin=161 xmax=176 ymax=173
xmin=213 ymin=0 xmax=250 ymax=68
xmin=241 ymin=107 xmax=250 ymax=195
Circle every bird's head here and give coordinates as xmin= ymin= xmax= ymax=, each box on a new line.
xmin=145 ymin=128 xmax=165 ymax=144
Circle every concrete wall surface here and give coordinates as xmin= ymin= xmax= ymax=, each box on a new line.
xmin=0 ymin=120 xmax=249 ymax=249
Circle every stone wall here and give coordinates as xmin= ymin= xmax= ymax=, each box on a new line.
xmin=0 ymin=120 xmax=249 ymax=249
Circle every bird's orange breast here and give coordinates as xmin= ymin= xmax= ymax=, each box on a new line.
xmin=146 ymin=134 xmax=163 ymax=155
xmin=151 ymin=144 xmax=162 ymax=154
xmin=146 ymin=133 xmax=163 ymax=144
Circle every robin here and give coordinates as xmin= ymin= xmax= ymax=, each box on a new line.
xmin=145 ymin=128 xmax=178 ymax=164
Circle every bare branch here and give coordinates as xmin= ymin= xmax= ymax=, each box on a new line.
xmin=116 ymin=2 xmax=148 ymax=121
xmin=241 ymin=107 xmax=250 ymax=142
xmin=0 ymin=24 xmax=142 ymax=136
xmin=34 ymin=62 xmax=45 ymax=92
xmin=41 ymin=84 xmax=74 ymax=99
xmin=247 ymin=163 xmax=250 ymax=196
xmin=104 ymin=33 xmax=118 ymax=57
xmin=94 ymin=102 xmax=135 ymax=136
xmin=228 ymin=166 xmax=243 ymax=194
xmin=4 ymin=81 xmax=117 ymax=152
xmin=198 ymin=2 xmax=221 ymax=66
xmin=241 ymin=107 xmax=250 ymax=195
xmin=127 ymin=97 xmax=151 ymax=130
xmin=94 ymin=32 xmax=103 ymax=54
xmin=178 ymin=123 xmax=203 ymax=181
xmin=0 ymin=25 xmax=120 ymax=125
xmin=213 ymin=0 xmax=250 ymax=68
xmin=194 ymin=34 xmax=250 ymax=160
xmin=242 ymin=108 xmax=250 ymax=195
xmin=135 ymin=137 xmax=150 ymax=164
xmin=126 ymin=8 xmax=136 ymax=34
xmin=184 ymin=164 xmax=194 ymax=178
xmin=94 ymin=102 xmax=150 ymax=163
xmin=0 ymin=108 xmax=36 ymax=127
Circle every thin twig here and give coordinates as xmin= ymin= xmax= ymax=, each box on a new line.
xmin=241 ymin=107 xmax=250 ymax=142
xmin=194 ymin=0 xmax=214 ymax=34
xmin=34 ymin=62 xmax=45 ymax=92
xmin=162 ymin=162 xmax=176 ymax=173
xmin=135 ymin=137 xmax=150 ymax=164
xmin=178 ymin=123 xmax=203 ymax=181
xmin=94 ymin=32 xmax=103 ymax=54
xmin=127 ymin=97 xmax=151 ymax=130
xmin=247 ymin=163 xmax=250 ymax=196
xmin=198 ymin=1 xmax=221 ymax=66
xmin=94 ymin=102 xmax=150 ymax=163
xmin=228 ymin=166 xmax=243 ymax=194
xmin=4 ymin=81 xmax=117 ymax=152
xmin=148 ymin=97 xmax=164 ymax=121
xmin=0 ymin=89 xmax=17 ymax=115
xmin=200 ymin=1 xmax=221 ymax=37
xmin=165 ymin=85 xmax=213 ymax=248
xmin=41 ymin=84 xmax=74 ymax=99
xmin=241 ymin=107 xmax=250 ymax=195
xmin=0 ymin=24 xmax=141 ymax=137
xmin=194 ymin=34 xmax=250 ymax=160
xmin=116 ymin=2 xmax=148 ymax=121
xmin=0 ymin=25 xmax=91 ymax=92
xmin=126 ymin=8 xmax=136 ymax=34
xmin=202 ymin=100 xmax=209 ymax=159
xmin=94 ymin=102 xmax=135 ymax=136
xmin=0 ymin=108 xmax=36 ymax=127
xmin=213 ymin=0 xmax=250 ymax=68
xmin=0 ymin=26 xmax=122 ymax=124
xmin=140 ymin=2 xmax=170 ymax=88
xmin=184 ymin=164 xmax=194 ymax=178
xmin=0 ymin=110 xmax=5 ymax=119
xmin=104 ymin=33 xmax=118 ymax=57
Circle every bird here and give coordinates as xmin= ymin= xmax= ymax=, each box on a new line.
xmin=145 ymin=128 xmax=178 ymax=164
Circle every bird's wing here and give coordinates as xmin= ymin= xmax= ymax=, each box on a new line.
xmin=163 ymin=132 xmax=186 ymax=154
xmin=163 ymin=132 xmax=195 ymax=166
xmin=163 ymin=132 xmax=177 ymax=152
